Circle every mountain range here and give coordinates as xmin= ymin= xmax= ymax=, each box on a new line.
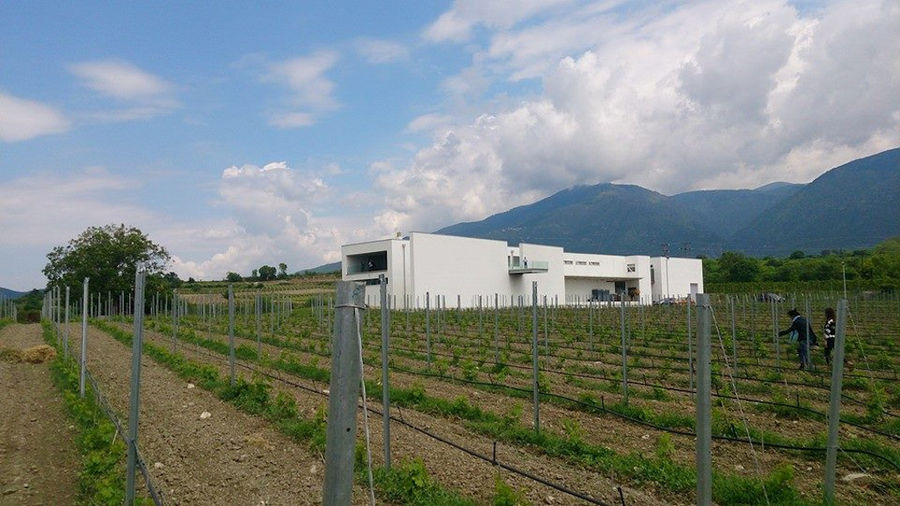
xmin=0 ymin=287 xmax=28 ymax=300
xmin=435 ymin=148 xmax=900 ymax=258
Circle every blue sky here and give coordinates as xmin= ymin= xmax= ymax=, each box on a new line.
xmin=1 ymin=0 xmax=898 ymax=290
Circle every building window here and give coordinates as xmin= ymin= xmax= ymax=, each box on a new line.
xmin=589 ymin=261 xmax=600 ymax=266
xmin=576 ymin=261 xmax=587 ymax=265
xmin=564 ymin=260 xmax=573 ymax=265
xmin=626 ymin=263 xmax=636 ymax=272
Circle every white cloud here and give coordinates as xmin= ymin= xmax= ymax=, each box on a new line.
xmin=0 ymin=92 xmax=70 ymax=142
xmin=162 ymin=161 xmax=366 ymax=281
xmin=69 ymin=59 xmax=179 ymax=121
xmin=423 ymin=0 xmax=578 ymax=42
xmin=0 ymin=167 xmax=149 ymax=246
xmin=263 ymin=51 xmax=340 ymax=127
xmin=356 ymin=38 xmax=409 ymax=64
xmin=382 ymin=0 xmax=900 ymax=234
xmin=406 ymin=113 xmax=455 ymax=133
xmin=269 ymin=112 xmax=315 ymax=128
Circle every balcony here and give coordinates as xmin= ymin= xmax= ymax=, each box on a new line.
xmin=508 ymin=260 xmax=549 ymax=274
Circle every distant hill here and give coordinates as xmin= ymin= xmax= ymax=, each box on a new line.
xmin=669 ymin=183 xmax=802 ymax=237
xmin=731 ymin=148 xmax=900 ymax=255
xmin=301 ymin=261 xmax=341 ymax=274
xmin=0 ymin=287 xmax=28 ymax=300
xmin=435 ymin=148 xmax=900 ymax=257
xmin=439 ymin=183 xmax=724 ymax=256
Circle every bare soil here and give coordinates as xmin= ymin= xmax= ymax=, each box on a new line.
xmin=66 ymin=322 xmax=369 ymax=505
xmin=0 ymin=323 xmax=78 ymax=505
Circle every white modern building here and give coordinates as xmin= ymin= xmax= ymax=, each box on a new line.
xmin=341 ymin=232 xmax=703 ymax=308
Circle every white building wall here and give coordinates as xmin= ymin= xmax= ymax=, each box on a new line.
xmin=665 ymin=257 xmax=704 ymax=300
xmin=409 ymin=233 xmax=511 ymax=309
xmin=628 ymin=256 xmax=653 ymax=304
xmin=341 ymin=233 xmax=703 ymax=307
xmin=513 ymin=243 xmax=565 ymax=304
xmin=649 ymin=257 xmax=704 ymax=301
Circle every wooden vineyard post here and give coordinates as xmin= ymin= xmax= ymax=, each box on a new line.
xmin=323 ymin=281 xmax=365 ymax=506
xmin=696 ymin=293 xmax=712 ymax=506
xmin=824 ymin=299 xmax=849 ymax=504
xmin=125 ymin=265 xmax=147 ymax=505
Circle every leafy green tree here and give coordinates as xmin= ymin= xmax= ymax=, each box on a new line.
xmin=718 ymin=251 xmax=760 ymax=282
xmin=258 ymin=265 xmax=277 ymax=281
xmin=43 ymin=224 xmax=171 ymax=296
xmin=225 ymin=272 xmax=243 ymax=282
xmin=278 ymin=262 xmax=288 ymax=279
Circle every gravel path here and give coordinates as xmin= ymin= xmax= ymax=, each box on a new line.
xmin=0 ymin=323 xmax=78 ymax=505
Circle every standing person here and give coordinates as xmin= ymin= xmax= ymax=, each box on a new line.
xmin=778 ymin=308 xmax=818 ymax=370
xmin=823 ymin=307 xmax=836 ymax=365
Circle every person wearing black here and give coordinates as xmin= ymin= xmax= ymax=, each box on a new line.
xmin=823 ymin=307 xmax=836 ymax=365
xmin=778 ymin=308 xmax=818 ymax=370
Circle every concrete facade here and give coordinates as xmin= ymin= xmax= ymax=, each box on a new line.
xmin=342 ymin=232 xmax=703 ymax=308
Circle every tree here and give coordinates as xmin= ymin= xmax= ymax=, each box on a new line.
xmin=43 ymin=224 xmax=171 ymax=296
xmin=278 ymin=262 xmax=288 ymax=279
xmin=258 ymin=265 xmax=277 ymax=281
xmin=717 ymin=251 xmax=760 ymax=282
xmin=225 ymin=272 xmax=243 ymax=282
xmin=251 ymin=269 xmax=258 ymax=280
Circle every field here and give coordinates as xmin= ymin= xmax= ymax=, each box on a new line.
xmin=4 ymin=281 xmax=898 ymax=505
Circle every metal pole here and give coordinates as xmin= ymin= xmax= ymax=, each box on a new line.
xmin=80 ymin=278 xmax=89 ymax=398
xmin=228 ymin=285 xmax=235 ymax=386
xmin=256 ymin=293 xmax=262 ymax=359
xmin=531 ymin=281 xmax=540 ymax=434
xmin=323 ymin=281 xmax=365 ymax=506
xmin=426 ymin=291 xmax=431 ymax=368
xmin=730 ymin=296 xmax=738 ymax=368
xmin=687 ymin=302 xmax=694 ymax=397
xmin=125 ymin=265 xmax=146 ymax=506
xmin=64 ymin=286 xmax=70 ymax=359
xmin=493 ymin=293 xmax=499 ymax=363
xmin=172 ymin=290 xmax=178 ymax=352
xmin=379 ymin=275 xmax=391 ymax=470
xmin=621 ymin=296 xmax=628 ymax=404
xmin=588 ymin=299 xmax=594 ymax=351
xmin=823 ymin=299 xmax=849 ymax=504
xmin=696 ymin=293 xmax=712 ymax=506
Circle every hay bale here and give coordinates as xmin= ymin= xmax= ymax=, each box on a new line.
xmin=19 ymin=345 xmax=56 ymax=363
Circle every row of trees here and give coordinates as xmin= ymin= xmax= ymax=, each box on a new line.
xmin=703 ymin=237 xmax=900 ymax=287
xmin=225 ymin=263 xmax=289 ymax=283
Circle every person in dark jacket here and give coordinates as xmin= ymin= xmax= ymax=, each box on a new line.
xmin=823 ymin=307 xmax=836 ymax=365
xmin=778 ymin=308 xmax=818 ymax=370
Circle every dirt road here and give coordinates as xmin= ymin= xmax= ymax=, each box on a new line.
xmin=0 ymin=323 xmax=77 ymax=505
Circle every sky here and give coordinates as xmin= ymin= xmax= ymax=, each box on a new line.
xmin=1 ymin=0 xmax=898 ymax=291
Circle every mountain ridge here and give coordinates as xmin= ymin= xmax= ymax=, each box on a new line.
xmin=435 ymin=148 xmax=900 ymax=257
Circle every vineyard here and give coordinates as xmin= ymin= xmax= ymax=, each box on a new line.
xmin=17 ymin=281 xmax=900 ymax=505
